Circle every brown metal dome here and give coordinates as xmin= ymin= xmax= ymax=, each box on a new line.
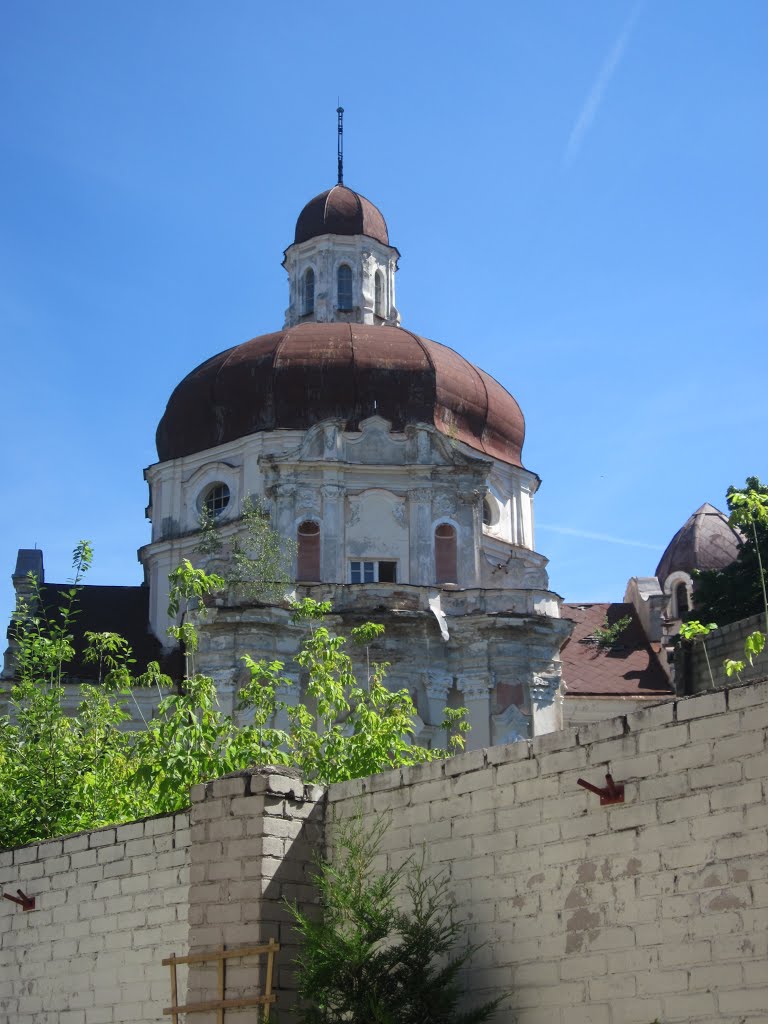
xmin=655 ymin=503 xmax=742 ymax=586
xmin=156 ymin=323 xmax=526 ymax=466
xmin=294 ymin=185 xmax=389 ymax=245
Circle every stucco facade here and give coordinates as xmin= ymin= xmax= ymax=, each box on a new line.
xmin=137 ymin=182 xmax=570 ymax=745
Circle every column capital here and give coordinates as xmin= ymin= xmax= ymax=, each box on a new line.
xmin=460 ymin=675 xmax=492 ymax=702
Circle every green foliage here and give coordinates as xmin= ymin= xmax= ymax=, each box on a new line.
xmin=241 ymin=599 xmax=466 ymax=785
xmin=693 ymin=477 xmax=768 ymax=628
xmin=1 ymin=555 xmax=465 ymax=848
xmin=678 ymin=620 xmax=717 ymax=642
xmin=744 ymin=629 xmax=765 ymax=664
xmin=724 ymin=658 xmax=745 ymax=680
xmin=286 ymin=813 xmax=505 ymax=1023
xmin=679 ymin=614 xmax=720 ymax=688
xmin=678 ymin=620 xmax=718 ymax=689
xmin=197 ymin=495 xmax=296 ymax=603
xmin=589 ymin=614 xmax=632 ymax=650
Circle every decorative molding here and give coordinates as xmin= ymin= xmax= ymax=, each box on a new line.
xmin=492 ymin=701 xmax=531 ymax=744
xmin=416 ymin=431 xmax=431 ymax=462
xmin=392 ymin=502 xmax=407 ymax=529
xmin=433 ymin=492 xmax=457 ymax=516
xmin=323 ymin=426 xmax=337 ymax=453
xmin=409 ymin=487 xmax=433 ymax=504
xmin=529 ymin=672 xmax=561 ymax=709
xmin=461 ymin=677 xmax=492 ymax=702
xmin=296 ymin=489 xmax=319 ymax=514
xmin=425 ymin=674 xmax=452 ymax=700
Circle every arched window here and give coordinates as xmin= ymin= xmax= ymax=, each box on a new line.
xmin=303 ymin=268 xmax=315 ymax=315
xmin=435 ymin=524 xmax=457 ymax=584
xmin=674 ymin=581 xmax=689 ymax=618
xmin=374 ymin=271 xmax=384 ymax=317
xmin=297 ymin=521 xmax=320 ymax=581
xmin=337 ymin=264 xmax=353 ymax=309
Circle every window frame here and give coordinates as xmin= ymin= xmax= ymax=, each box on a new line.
xmin=303 ymin=267 xmax=315 ymax=315
xmin=202 ymin=482 xmax=231 ymax=519
xmin=350 ymin=559 xmax=398 ymax=584
xmin=434 ymin=522 xmax=458 ymax=585
xmin=297 ymin=520 xmax=321 ymax=581
xmin=337 ymin=263 xmax=353 ymax=310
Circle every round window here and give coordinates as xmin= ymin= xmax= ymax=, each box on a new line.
xmin=483 ymin=495 xmax=499 ymax=527
xmin=203 ymin=483 xmax=231 ymax=517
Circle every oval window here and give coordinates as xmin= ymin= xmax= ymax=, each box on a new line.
xmin=203 ymin=483 xmax=231 ymax=517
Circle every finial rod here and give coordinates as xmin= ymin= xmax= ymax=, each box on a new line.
xmin=336 ymin=105 xmax=344 ymax=186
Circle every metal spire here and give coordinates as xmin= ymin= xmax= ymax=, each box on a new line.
xmin=336 ymin=105 xmax=344 ymax=186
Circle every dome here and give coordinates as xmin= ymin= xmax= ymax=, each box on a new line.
xmin=294 ymin=185 xmax=389 ymax=246
xmin=655 ymin=503 xmax=742 ymax=586
xmin=156 ymin=322 xmax=525 ymax=467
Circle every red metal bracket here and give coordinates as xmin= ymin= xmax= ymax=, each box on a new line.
xmin=577 ymin=773 xmax=624 ymax=805
xmin=3 ymin=889 xmax=35 ymax=911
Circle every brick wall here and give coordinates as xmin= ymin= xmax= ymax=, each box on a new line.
xmin=0 ymin=813 xmax=189 ymax=1024
xmin=326 ymin=680 xmax=768 ymax=1024
xmin=677 ymin=612 xmax=767 ymax=693
xmin=2 ymin=678 xmax=768 ymax=1023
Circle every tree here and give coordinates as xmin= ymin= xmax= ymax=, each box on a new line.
xmin=692 ymin=477 xmax=768 ymax=628
xmin=1 ymin=551 xmax=466 ymax=847
xmin=287 ymin=813 xmax=506 ymax=1023
xmin=197 ymin=495 xmax=296 ymax=604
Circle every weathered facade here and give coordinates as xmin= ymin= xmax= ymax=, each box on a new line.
xmin=138 ymin=182 xmax=571 ymax=744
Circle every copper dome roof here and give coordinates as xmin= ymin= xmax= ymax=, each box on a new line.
xmin=294 ymin=185 xmax=389 ymax=245
xmin=156 ymin=323 xmax=525 ymax=466
xmin=655 ymin=503 xmax=742 ymax=586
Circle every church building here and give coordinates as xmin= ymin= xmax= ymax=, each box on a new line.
xmin=13 ymin=138 xmax=734 ymax=744
xmin=140 ymin=175 xmax=572 ymax=748
xmin=4 ymin=146 xmax=582 ymax=748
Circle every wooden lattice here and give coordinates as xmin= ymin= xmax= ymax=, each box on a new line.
xmin=162 ymin=939 xmax=280 ymax=1022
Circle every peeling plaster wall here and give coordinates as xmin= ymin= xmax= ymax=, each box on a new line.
xmin=3 ymin=680 xmax=768 ymax=1023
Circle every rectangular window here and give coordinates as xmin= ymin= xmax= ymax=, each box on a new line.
xmin=350 ymin=560 xmax=397 ymax=583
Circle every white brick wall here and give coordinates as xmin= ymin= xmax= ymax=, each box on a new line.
xmin=0 ymin=813 xmax=189 ymax=1024
xmin=324 ymin=678 xmax=768 ymax=1024
xmin=3 ymin=677 xmax=768 ymax=1023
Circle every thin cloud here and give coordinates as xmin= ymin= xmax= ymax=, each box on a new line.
xmin=564 ymin=2 xmax=644 ymax=166
xmin=538 ymin=523 xmax=659 ymax=551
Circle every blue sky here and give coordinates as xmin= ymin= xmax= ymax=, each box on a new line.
xmin=2 ymin=1 xmax=766 ymax=631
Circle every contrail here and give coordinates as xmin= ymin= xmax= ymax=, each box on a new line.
xmin=565 ymin=2 xmax=644 ymax=166
xmin=538 ymin=523 xmax=659 ymax=551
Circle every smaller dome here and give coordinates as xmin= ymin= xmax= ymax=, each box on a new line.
xmin=656 ymin=503 xmax=742 ymax=586
xmin=294 ymin=185 xmax=389 ymax=245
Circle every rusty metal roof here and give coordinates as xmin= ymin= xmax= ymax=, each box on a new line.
xmin=155 ymin=322 xmax=526 ymax=466
xmin=294 ymin=185 xmax=389 ymax=245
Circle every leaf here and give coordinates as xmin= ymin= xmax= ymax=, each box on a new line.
xmin=744 ymin=630 xmax=765 ymax=664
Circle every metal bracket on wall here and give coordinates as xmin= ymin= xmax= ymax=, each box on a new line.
xmin=576 ymin=773 xmax=625 ymax=805
xmin=3 ymin=889 xmax=35 ymax=911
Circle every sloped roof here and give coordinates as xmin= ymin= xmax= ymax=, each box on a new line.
xmin=655 ymin=503 xmax=741 ymax=587
xmin=16 ymin=584 xmax=182 ymax=683
xmin=560 ymin=602 xmax=672 ymax=697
